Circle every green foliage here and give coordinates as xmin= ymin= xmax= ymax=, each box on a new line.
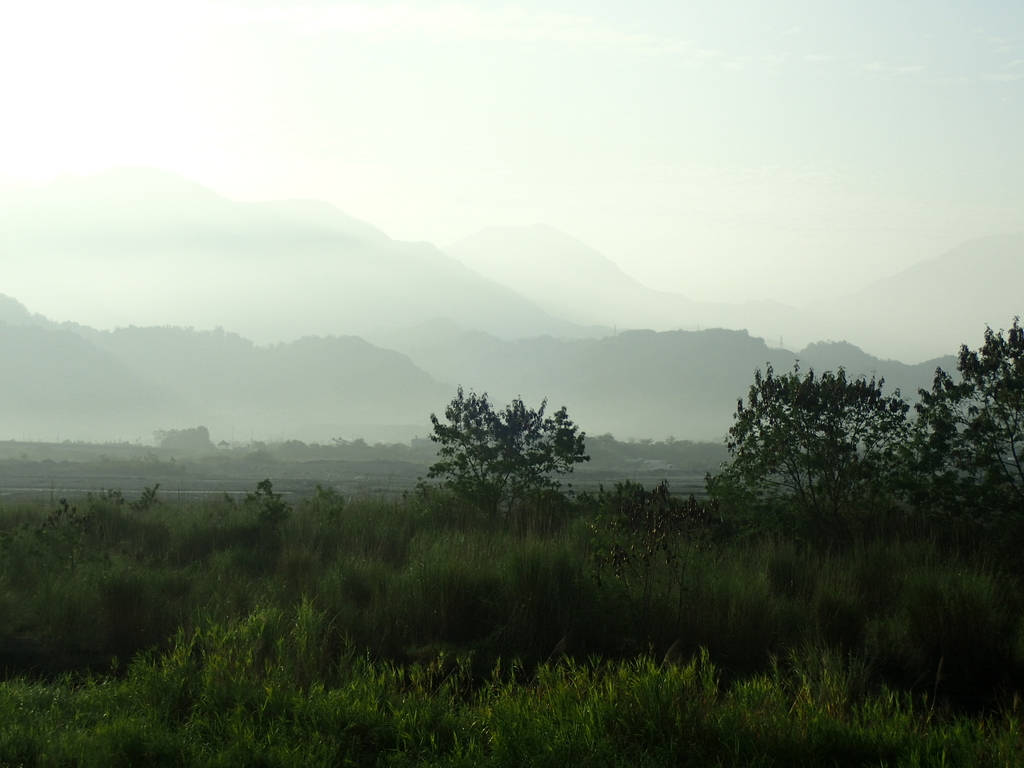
xmin=37 ymin=498 xmax=92 ymax=572
xmin=764 ymin=544 xmax=817 ymax=600
xmin=88 ymin=488 xmax=126 ymax=512
xmin=15 ymin=318 xmax=1024 ymax=761
xmin=896 ymin=568 xmax=1014 ymax=696
xmin=708 ymin=363 xmax=910 ymax=543
xmin=244 ymin=479 xmax=292 ymax=530
xmin=426 ymin=386 xmax=589 ymax=517
xmin=300 ymin=483 xmax=345 ymax=519
xmin=913 ymin=317 xmax=1024 ymax=520
xmin=131 ymin=484 xmax=161 ymax=512
xmin=2 ymin=627 xmax=1022 ymax=767
xmin=2 ymin=484 xmax=1024 ymax=761
xmin=153 ymin=425 xmax=215 ymax=453
xmin=591 ymin=481 xmax=718 ymax=636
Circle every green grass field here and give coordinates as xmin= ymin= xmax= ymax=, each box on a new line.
xmin=1 ymin=483 xmax=1023 ymax=766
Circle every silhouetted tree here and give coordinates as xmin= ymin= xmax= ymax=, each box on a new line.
xmin=707 ymin=363 xmax=910 ymax=542
xmin=427 ymin=387 xmax=588 ymax=517
xmin=913 ymin=318 xmax=1024 ymax=520
xmin=155 ymin=426 xmax=215 ymax=453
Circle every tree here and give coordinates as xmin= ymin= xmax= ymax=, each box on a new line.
xmin=913 ymin=318 xmax=1024 ymax=519
xmin=426 ymin=387 xmax=589 ymax=516
xmin=155 ymin=426 xmax=214 ymax=453
xmin=707 ymin=363 xmax=910 ymax=541
xmin=245 ymin=478 xmax=292 ymax=530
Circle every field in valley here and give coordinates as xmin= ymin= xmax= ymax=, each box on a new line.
xmin=0 ymin=469 xmax=1022 ymax=766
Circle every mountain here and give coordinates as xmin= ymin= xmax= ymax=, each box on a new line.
xmin=0 ymin=294 xmax=38 ymax=326
xmin=0 ymin=317 xmax=451 ymax=443
xmin=0 ymin=293 xmax=955 ymax=443
xmin=5 ymin=167 xmax=1014 ymax=365
xmin=378 ymin=323 xmax=953 ymax=441
xmin=84 ymin=326 xmax=450 ymax=442
xmin=0 ymin=166 xmax=992 ymax=442
xmin=446 ymin=224 xmax=1024 ymax=365
xmin=0 ymin=168 xmax=585 ymax=343
xmin=444 ymin=224 xmax=695 ymax=329
xmin=0 ymin=322 xmax=194 ymax=441
xmin=809 ymin=233 xmax=1024 ymax=362
xmin=443 ymin=224 xmax=816 ymax=349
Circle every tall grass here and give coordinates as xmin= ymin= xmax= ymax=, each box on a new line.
xmin=1 ymin=484 xmax=1024 ymax=764
xmin=2 ymin=615 xmax=1023 ymax=767
xmin=1 ymin=490 xmax=1022 ymax=686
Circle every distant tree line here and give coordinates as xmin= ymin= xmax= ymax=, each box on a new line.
xmin=154 ymin=426 xmax=214 ymax=453
xmin=707 ymin=318 xmax=1024 ymax=545
xmin=422 ymin=318 xmax=1024 ymax=547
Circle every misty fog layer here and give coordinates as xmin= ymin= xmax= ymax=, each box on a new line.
xmin=0 ymin=168 xmax=1013 ymax=443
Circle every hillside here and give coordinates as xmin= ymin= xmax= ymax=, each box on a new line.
xmin=2 ymin=297 xmax=954 ymax=444
xmin=0 ymin=320 xmax=449 ymax=443
xmin=444 ymin=223 xmax=815 ymax=348
xmin=0 ymin=166 xmax=990 ymax=442
xmin=0 ymin=168 xmax=583 ymax=343
xmin=376 ymin=324 xmax=953 ymax=441
xmin=85 ymin=326 xmax=450 ymax=442
xmin=809 ymin=233 xmax=1024 ymax=362
xmin=0 ymin=322 xmax=193 ymax=441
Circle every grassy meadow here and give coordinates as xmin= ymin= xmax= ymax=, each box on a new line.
xmin=1 ymin=482 xmax=1023 ymax=766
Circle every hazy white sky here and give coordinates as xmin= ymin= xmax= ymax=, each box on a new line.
xmin=1 ymin=0 xmax=1022 ymax=304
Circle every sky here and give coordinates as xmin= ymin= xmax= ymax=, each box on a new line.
xmin=1 ymin=0 xmax=1022 ymax=305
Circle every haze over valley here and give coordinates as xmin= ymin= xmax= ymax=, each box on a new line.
xmin=4 ymin=8 xmax=1024 ymax=757
xmin=1 ymin=1 xmax=1021 ymax=447
xmin=2 ymin=166 xmax=1006 ymax=446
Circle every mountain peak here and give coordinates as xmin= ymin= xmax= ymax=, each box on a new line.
xmin=0 ymin=169 xmax=582 ymax=343
xmin=446 ymin=223 xmax=630 ymax=279
xmin=807 ymin=232 xmax=1024 ymax=362
xmin=444 ymin=223 xmax=712 ymax=331
xmin=0 ymin=293 xmax=35 ymax=325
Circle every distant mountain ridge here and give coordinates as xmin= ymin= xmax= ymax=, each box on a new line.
xmin=0 ymin=318 xmax=448 ymax=443
xmin=0 ymin=167 xmax=585 ymax=344
xmin=1 ymin=300 xmax=953 ymax=443
xmin=807 ymin=233 xmax=1024 ymax=362
xmin=3 ymin=167 xmax=1014 ymax=365
xmin=444 ymin=223 xmax=1023 ymax=365
xmin=444 ymin=224 xmax=814 ymax=348
xmin=0 ymin=321 xmax=192 ymax=441
xmin=445 ymin=224 xmax=688 ymax=328
xmin=370 ymin=322 xmax=953 ymax=441
xmin=0 ymin=165 xmax=1003 ymax=441
xmin=0 ymin=294 xmax=37 ymax=326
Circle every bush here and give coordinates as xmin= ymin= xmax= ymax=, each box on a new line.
xmin=244 ymin=478 xmax=291 ymax=530
xmin=426 ymin=387 xmax=588 ymax=517
xmin=708 ymin=363 xmax=910 ymax=545
xmin=913 ymin=317 xmax=1024 ymax=522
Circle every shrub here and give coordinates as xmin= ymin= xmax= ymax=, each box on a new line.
xmin=708 ymin=363 xmax=910 ymax=545
xmin=426 ymin=387 xmax=588 ymax=517
xmin=244 ymin=478 xmax=291 ymax=530
xmin=913 ymin=317 xmax=1024 ymax=522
